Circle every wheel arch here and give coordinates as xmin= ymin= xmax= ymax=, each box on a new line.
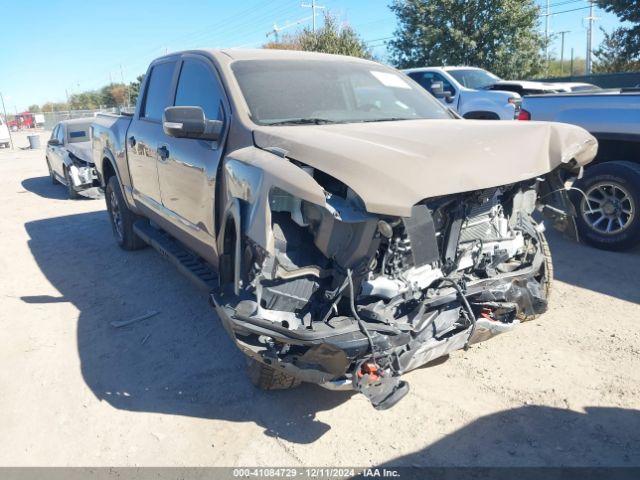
xmin=217 ymin=197 xmax=242 ymax=294
xmin=463 ymin=110 xmax=501 ymax=120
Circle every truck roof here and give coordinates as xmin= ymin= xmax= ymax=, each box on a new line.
xmin=154 ymin=48 xmax=379 ymax=66
xmin=403 ymin=66 xmax=485 ymax=73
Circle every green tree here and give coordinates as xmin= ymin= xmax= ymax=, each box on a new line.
xmin=128 ymin=75 xmax=145 ymax=105
xmin=594 ymin=27 xmax=640 ymax=73
xmin=27 ymin=104 xmax=41 ymax=113
xmin=264 ymin=12 xmax=371 ymax=59
xmin=596 ymin=0 xmax=639 ymax=71
xmin=388 ymin=0 xmax=546 ymax=78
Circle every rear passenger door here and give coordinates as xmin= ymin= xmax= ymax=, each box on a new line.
xmin=127 ymin=58 xmax=178 ymax=212
xmin=157 ymin=54 xmax=227 ymax=258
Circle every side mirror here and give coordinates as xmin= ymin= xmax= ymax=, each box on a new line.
xmin=163 ymin=106 xmax=223 ymax=141
xmin=429 ymin=81 xmax=445 ymax=97
xmin=430 ymin=81 xmax=454 ymax=103
xmin=47 ymin=139 xmax=60 ymax=146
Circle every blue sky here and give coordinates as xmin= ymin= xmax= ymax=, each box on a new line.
xmin=0 ymin=0 xmax=622 ymax=111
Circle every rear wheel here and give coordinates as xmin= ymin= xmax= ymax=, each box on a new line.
xmin=105 ymin=176 xmax=146 ymax=250
xmin=572 ymin=162 xmax=640 ymax=251
xmin=246 ymin=357 xmax=301 ymax=390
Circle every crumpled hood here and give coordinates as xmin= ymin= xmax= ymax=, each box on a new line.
xmin=65 ymin=141 xmax=93 ymax=164
xmin=253 ymin=119 xmax=597 ymax=217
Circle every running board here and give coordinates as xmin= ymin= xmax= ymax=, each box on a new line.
xmin=133 ymin=220 xmax=218 ymax=292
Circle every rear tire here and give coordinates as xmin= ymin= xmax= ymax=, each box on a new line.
xmin=572 ymin=161 xmax=640 ymax=251
xmin=105 ymin=176 xmax=146 ymax=251
xmin=246 ymin=357 xmax=302 ymax=390
xmin=518 ymin=229 xmax=553 ymax=322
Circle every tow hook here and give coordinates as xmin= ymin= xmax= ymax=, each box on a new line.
xmin=353 ymin=360 xmax=410 ymax=410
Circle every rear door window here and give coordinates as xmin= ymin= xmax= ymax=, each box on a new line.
xmin=141 ymin=61 xmax=177 ymax=121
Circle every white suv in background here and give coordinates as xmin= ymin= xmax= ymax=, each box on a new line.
xmin=0 ymin=117 xmax=10 ymax=148
xmin=404 ymin=66 xmax=521 ymax=120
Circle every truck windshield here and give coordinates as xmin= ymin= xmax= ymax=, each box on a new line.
xmin=448 ymin=69 xmax=500 ymax=89
xmin=231 ymin=59 xmax=451 ymax=125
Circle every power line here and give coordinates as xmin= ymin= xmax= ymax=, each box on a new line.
xmin=540 ymin=5 xmax=591 ymax=16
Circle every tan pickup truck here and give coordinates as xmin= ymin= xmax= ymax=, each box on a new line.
xmin=92 ymin=49 xmax=596 ymax=409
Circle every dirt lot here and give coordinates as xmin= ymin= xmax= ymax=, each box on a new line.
xmin=1 ymin=130 xmax=639 ymax=467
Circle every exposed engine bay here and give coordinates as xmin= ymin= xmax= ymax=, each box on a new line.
xmin=212 ymin=163 xmax=558 ymax=409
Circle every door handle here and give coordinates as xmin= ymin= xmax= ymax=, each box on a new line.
xmin=157 ymin=145 xmax=170 ymax=162
xmin=128 ymin=136 xmax=136 ymax=147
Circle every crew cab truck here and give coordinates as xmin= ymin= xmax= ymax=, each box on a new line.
xmin=520 ymin=89 xmax=640 ymax=250
xmin=403 ymin=66 xmax=522 ymax=120
xmin=92 ymin=49 xmax=596 ymax=409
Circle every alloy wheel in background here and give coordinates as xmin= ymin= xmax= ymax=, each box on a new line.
xmin=580 ymin=182 xmax=635 ymax=236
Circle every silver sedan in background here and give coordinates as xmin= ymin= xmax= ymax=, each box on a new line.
xmin=46 ymin=118 xmax=98 ymax=199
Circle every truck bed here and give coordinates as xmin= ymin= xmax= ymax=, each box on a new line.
xmin=521 ymin=90 xmax=640 ymax=138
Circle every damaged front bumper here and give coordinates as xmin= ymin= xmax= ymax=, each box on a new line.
xmin=210 ymin=257 xmax=547 ymax=409
xmin=68 ymin=163 xmax=98 ymax=190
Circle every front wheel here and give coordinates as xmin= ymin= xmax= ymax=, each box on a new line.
xmin=46 ymin=159 xmax=58 ymax=185
xmin=64 ymin=167 xmax=80 ymax=199
xmin=572 ymin=162 xmax=640 ymax=251
xmin=518 ymin=229 xmax=553 ymax=322
xmin=105 ymin=176 xmax=146 ymax=250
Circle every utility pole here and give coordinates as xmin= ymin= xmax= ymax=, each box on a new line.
xmin=545 ymin=0 xmax=550 ymax=74
xmin=558 ymin=30 xmax=570 ymax=76
xmin=0 ymin=92 xmax=14 ymax=149
xmin=301 ymin=0 xmax=324 ymax=33
xmin=570 ymin=47 xmax=574 ymax=76
xmin=585 ymin=0 xmax=597 ymax=74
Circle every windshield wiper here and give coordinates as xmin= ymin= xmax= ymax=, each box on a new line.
xmin=264 ymin=118 xmax=340 ymax=126
xmin=358 ymin=117 xmax=414 ymax=123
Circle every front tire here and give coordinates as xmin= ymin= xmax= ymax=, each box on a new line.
xmin=572 ymin=162 xmax=640 ymax=251
xmin=105 ymin=176 xmax=146 ymax=251
xmin=518 ymin=229 xmax=553 ymax=322
xmin=246 ymin=358 xmax=301 ymax=390
xmin=46 ymin=159 xmax=58 ymax=185
xmin=64 ymin=167 xmax=80 ymax=199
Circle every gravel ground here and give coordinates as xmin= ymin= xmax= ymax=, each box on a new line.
xmin=1 ymin=130 xmax=639 ymax=467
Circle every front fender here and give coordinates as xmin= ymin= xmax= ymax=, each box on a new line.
xmin=221 ymin=147 xmax=326 ymax=253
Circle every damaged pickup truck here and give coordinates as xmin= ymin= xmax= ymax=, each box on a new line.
xmin=92 ymin=49 xmax=597 ymax=409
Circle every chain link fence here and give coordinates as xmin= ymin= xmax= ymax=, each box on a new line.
xmin=41 ymin=108 xmax=120 ymax=130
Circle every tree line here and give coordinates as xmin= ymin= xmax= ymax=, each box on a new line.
xmin=29 ymin=0 xmax=639 ymax=112
xmin=29 ymin=75 xmax=145 ymax=113
xmin=265 ymin=0 xmax=638 ymax=78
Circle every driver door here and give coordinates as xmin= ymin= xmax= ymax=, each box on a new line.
xmin=156 ymin=54 xmax=228 ymax=262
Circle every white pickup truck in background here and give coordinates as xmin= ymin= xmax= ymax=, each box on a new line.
xmin=404 ymin=66 xmax=522 ymax=120
xmin=520 ymin=89 xmax=640 ymax=250
xmin=404 ymin=66 xmax=600 ymax=121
